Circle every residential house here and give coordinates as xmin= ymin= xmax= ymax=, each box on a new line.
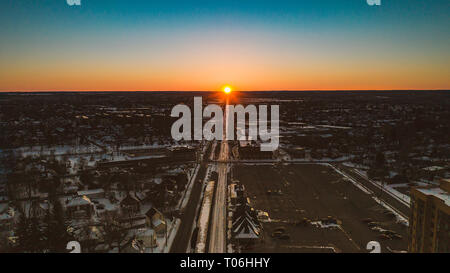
xmin=66 ymin=196 xmax=94 ymax=219
xmin=120 ymin=193 xmax=141 ymax=216
xmin=145 ymin=207 xmax=167 ymax=235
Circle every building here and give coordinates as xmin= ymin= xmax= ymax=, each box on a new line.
xmin=134 ymin=228 xmax=157 ymax=251
xmin=116 ymin=215 xmax=146 ymax=230
xmin=232 ymin=203 xmax=262 ymax=244
xmin=66 ymin=196 xmax=94 ymax=219
xmin=409 ymin=179 xmax=450 ymax=253
xmin=238 ymin=141 xmax=273 ymax=160
xmin=0 ymin=203 xmax=13 ymax=232
xmin=120 ymin=193 xmax=141 ymax=216
xmin=288 ymin=147 xmax=306 ymax=159
xmin=145 ymin=207 xmax=167 ymax=235
xmin=168 ymin=146 xmax=196 ymax=161
xmin=29 ymin=200 xmax=49 ymax=219
xmin=230 ymin=182 xmax=262 ymax=244
xmin=77 ymin=189 xmax=105 ymax=199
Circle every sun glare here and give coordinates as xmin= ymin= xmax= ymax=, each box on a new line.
xmin=223 ymin=86 xmax=232 ymax=94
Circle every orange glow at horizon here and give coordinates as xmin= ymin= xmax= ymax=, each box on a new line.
xmin=1 ymin=36 xmax=448 ymax=92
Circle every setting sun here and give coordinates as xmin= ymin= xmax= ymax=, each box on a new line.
xmin=223 ymin=86 xmax=232 ymax=94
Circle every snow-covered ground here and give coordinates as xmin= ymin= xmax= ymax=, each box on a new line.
xmin=342 ymin=162 xmax=369 ymax=170
xmin=17 ymin=145 xmax=103 ymax=157
xmin=154 ymin=218 xmax=180 ymax=253
xmin=177 ymin=164 xmax=200 ymax=210
xmin=352 ymin=169 xmax=411 ymax=207
xmin=195 ymin=180 xmax=215 ymax=253
xmin=311 ymin=221 xmax=340 ymax=229
xmin=329 ymin=165 xmax=371 ymax=195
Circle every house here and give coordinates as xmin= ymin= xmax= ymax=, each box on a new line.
xmin=0 ymin=203 xmax=13 ymax=231
xmin=231 ymin=191 xmax=262 ymax=243
xmin=145 ymin=207 xmax=167 ymax=235
xmin=29 ymin=200 xmax=49 ymax=219
xmin=122 ymin=228 xmax=157 ymax=253
xmin=116 ymin=215 xmax=147 ymax=230
xmin=66 ymin=196 xmax=94 ymax=219
xmin=135 ymin=228 xmax=157 ymax=249
xmin=120 ymin=193 xmax=141 ymax=216
xmin=257 ymin=210 xmax=270 ymax=222
xmin=77 ymin=188 xmax=105 ymax=199
xmin=232 ymin=213 xmax=262 ymax=242
xmin=0 ymin=212 xmax=13 ymax=232
xmin=94 ymin=198 xmax=119 ymax=218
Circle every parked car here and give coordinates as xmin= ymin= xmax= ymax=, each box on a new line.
xmin=381 ymin=230 xmax=396 ymax=236
xmin=295 ymin=218 xmax=310 ymax=226
xmin=322 ymin=216 xmax=339 ymax=225
xmin=271 ymin=231 xmax=283 ymax=238
xmin=274 ymin=226 xmax=286 ymax=233
xmin=383 ymin=210 xmax=396 ymax=218
xmin=378 ymin=234 xmax=391 ymax=240
xmin=371 ymin=226 xmax=385 ymax=232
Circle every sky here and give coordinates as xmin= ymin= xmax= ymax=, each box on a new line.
xmin=0 ymin=0 xmax=449 ymax=91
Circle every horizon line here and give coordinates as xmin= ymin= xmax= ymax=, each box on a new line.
xmin=0 ymin=89 xmax=449 ymax=93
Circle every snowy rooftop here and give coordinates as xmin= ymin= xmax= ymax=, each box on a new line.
xmin=0 ymin=213 xmax=12 ymax=221
xmin=77 ymin=189 xmax=104 ymax=196
xmin=67 ymin=196 xmax=92 ymax=207
xmin=136 ymin=228 xmax=155 ymax=237
xmin=417 ymin=187 xmax=450 ymax=207
xmin=95 ymin=198 xmax=118 ymax=211
xmin=422 ymin=166 xmax=445 ymax=171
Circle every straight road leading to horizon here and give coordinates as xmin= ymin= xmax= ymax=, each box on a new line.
xmin=208 ymin=97 xmax=230 ymax=253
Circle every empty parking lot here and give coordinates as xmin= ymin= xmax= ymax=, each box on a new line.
xmin=233 ymin=163 xmax=409 ymax=253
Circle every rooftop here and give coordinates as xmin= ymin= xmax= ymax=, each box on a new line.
xmin=416 ymin=186 xmax=450 ymax=207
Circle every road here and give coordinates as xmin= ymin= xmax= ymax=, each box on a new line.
xmin=169 ymin=163 xmax=207 ymax=253
xmin=208 ymin=97 xmax=230 ymax=253
xmin=170 ymin=142 xmax=213 ymax=253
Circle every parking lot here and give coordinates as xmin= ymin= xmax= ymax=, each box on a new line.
xmin=233 ymin=163 xmax=409 ymax=253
